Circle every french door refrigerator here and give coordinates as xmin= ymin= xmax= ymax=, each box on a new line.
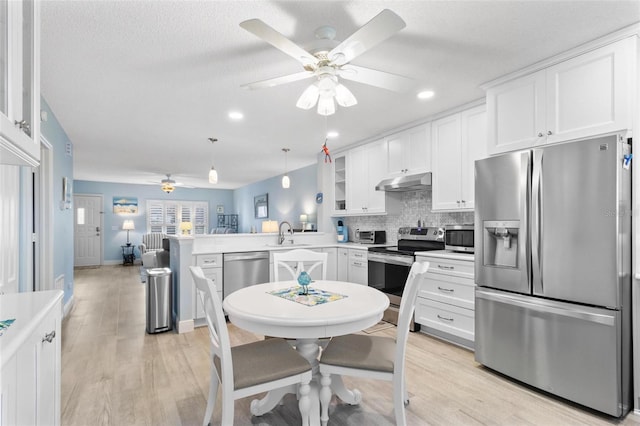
xmin=474 ymin=134 xmax=632 ymax=417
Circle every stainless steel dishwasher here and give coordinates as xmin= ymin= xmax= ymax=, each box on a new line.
xmin=223 ymin=251 xmax=270 ymax=299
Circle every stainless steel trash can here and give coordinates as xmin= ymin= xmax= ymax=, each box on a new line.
xmin=145 ymin=267 xmax=172 ymax=333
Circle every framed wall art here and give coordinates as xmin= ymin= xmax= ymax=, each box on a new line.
xmin=254 ymin=193 xmax=268 ymax=219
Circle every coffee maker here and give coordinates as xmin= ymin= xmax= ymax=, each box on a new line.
xmin=336 ymin=220 xmax=348 ymax=243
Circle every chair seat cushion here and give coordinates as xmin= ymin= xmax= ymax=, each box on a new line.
xmin=320 ymin=334 xmax=396 ymax=373
xmin=216 ymin=338 xmax=311 ymax=390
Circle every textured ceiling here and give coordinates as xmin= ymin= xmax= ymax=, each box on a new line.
xmin=40 ymin=1 xmax=640 ymax=189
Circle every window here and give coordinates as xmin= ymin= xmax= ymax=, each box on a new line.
xmin=146 ymin=200 xmax=208 ymax=235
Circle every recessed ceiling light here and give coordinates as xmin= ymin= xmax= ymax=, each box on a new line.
xmin=327 ymin=131 xmax=339 ymax=139
xmin=228 ymin=111 xmax=244 ymax=120
xmin=417 ymin=90 xmax=435 ymax=100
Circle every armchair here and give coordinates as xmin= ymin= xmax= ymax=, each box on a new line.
xmin=139 ymin=233 xmax=167 ymax=266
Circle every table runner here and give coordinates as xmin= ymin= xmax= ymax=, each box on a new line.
xmin=268 ymin=286 xmax=348 ymax=306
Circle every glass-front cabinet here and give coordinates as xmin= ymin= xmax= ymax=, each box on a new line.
xmin=0 ymin=0 xmax=40 ymax=167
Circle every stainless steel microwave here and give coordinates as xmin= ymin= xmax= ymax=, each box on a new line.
xmin=444 ymin=225 xmax=474 ymax=253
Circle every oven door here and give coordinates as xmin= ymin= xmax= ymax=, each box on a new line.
xmin=368 ymin=252 xmax=420 ymax=331
xmin=368 ymin=252 xmax=413 ymax=297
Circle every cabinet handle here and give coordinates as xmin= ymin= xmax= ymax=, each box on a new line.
xmin=538 ymin=132 xmax=544 ymax=137
xmin=547 ymin=130 xmax=553 ymax=136
xmin=461 ymin=200 xmax=466 ymax=203
xmin=204 ymin=260 xmax=216 ymax=264
xmin=437 ymin=264 xmax=454 ymax=270
xmin=42 ymin=330 xmax=56 ymax=343
xmin=437 ymin=314 xmax=454 ymax=322
xmin=15 ymin=120 xmax=30 ymax=133
xmin=437 ymin=286 xmax=455 ymax=293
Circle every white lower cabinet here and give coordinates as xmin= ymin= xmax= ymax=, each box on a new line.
xmin=1 ymin=290 xmax=63 ymax=426
xmin=348 ymin=249 xmax=368 ymax=285
xmin=321 ymin=247 xmax=337 ymax=281
xmin=194 ymin=253 xmax=222 ymax=320
xmin=337 ymin=247 xmax=349 ymax=281
xmin=415 ymin=253 xmax=475 ymax=349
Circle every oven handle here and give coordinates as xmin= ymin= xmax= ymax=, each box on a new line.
xmin=367 ymin=253 xmax=414 ymax=266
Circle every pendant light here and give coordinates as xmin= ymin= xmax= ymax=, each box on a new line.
xmin=208 ymin=138 xmax=218 ymax=184
xmin=282 ymin=148 xmax=290 ymax=189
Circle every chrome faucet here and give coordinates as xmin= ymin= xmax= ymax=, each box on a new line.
xmin=278 ymin=221 xmax=293 ymax=245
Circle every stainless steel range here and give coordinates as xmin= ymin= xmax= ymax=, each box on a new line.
xmin=368 ymin=227 xmax=444 ymax=331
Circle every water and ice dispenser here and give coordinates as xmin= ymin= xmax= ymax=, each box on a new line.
xmin=483 ymin=221 xmax=520 ymax=268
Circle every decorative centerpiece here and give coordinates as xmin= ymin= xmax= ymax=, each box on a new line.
xmin=297 ymin=271 xmax=312 ymax=295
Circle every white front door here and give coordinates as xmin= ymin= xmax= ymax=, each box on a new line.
xmin=74 ymin=195 xmax=102 ymax=266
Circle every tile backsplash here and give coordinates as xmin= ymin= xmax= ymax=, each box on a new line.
xmin=343 ymin=189 xmax=473 ymax=244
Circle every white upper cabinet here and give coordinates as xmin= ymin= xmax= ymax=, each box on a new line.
xmin=460 ymin=105 xmax=487 ymax=208
xmin=386 ymin=123 xmax=431 ymax=177
xmin=347 ymin=139 xmax=394 ymax=215
xmin=432 ymin=105 xmax=487 ymax=211
xmin=432 ymin=114 xmax=462 ymax=211
xmin=0 ymin=0 xmax=40 ymax=166
xmin=486 ymin=36 xmax=634 ymax=155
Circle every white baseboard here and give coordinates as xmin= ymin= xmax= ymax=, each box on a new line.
xmin=177 ymin=319 xmax=194 ymax=334
xmin=63 ymin=295 xmax=75 ymax=318
xmin=103 ymin=259 xmax=142 ymax=266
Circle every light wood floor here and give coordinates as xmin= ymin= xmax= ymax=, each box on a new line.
xmin=62 ymin=265 xmax=640 ymax=426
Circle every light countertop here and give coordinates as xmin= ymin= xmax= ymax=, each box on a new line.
xmin=416 ymin=249 xmax=475 ymax=262
xmin=192 ymin=242 xmax=390 ymax=255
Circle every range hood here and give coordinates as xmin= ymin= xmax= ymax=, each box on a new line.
xmin=375 ymin=172 xmax=432 ymax=192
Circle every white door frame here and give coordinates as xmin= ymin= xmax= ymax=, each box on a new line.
xmin=73 ymin=194 xmax=103 ymax=267
xmin=37 ymin=136 xmax=54 ymax=291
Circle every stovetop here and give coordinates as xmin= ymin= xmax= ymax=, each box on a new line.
xmin=369 ymin=227 xmax=445 ymax=256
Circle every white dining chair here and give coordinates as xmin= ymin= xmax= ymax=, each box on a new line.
xmin=272 ymin=248 xmax=328 ymax=281
xmin=189 ymin=266 xmax=313 ymax=426
xmin=318 ymin=261 xmax=430 ymax=426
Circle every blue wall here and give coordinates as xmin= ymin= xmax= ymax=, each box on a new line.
xmin=233 ymin=164 xmax=318 ymax=233
xmin=41 ymin=98 xmax=75 ymax=304
xmin=73 ymin=181 xmax=234 ymax=262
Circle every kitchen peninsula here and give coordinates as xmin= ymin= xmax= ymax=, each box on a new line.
xmin=168 ymin=232 xmax=375 ymax=333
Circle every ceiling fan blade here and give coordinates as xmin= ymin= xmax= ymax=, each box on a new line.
xmin=329 ymin=9 xmax=405 ymax=66
xmin=241 ymin=71 xmax=315 ymax=90
xmin=240 ymin=19 xmax=318 ymax=67
xmin=338 ymin=65 xmax=414 ymax=92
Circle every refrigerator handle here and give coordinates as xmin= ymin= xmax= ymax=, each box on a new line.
xmin=531 ymin=150 xmax=543 ymax=293
xmin=520 ymin=152 xmax=530 ymax=286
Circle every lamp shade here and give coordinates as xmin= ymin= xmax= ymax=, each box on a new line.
xmin=261 ymin=220 xmax=278 ymax=233
xmin=282 ymin=174 xmax=290 ymax=189
xmin=299 ymin=214 xmax=308 ymax=222
xmin=179 ymin=221 xmax=193 ymax=235
xmin=122 ymin=220 xmax=135 ymax=230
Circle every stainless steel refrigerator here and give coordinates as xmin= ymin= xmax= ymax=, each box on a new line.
xmin=474 ymin=134 xmax=632 ymax=417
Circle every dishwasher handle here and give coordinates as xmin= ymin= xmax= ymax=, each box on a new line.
xmin=224 ymin=251 xmax=269 ymax=262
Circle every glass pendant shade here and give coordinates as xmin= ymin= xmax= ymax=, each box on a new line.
xmin=317 ymin=95 xmax=335 ymax=116
xmin=209 ymin=167 xmax=218 ymax=184
xmin=282 ymin=174 xmax=290 ymax=189
xmin=335 ymin=84 xmax=357 ymax=107
xmin=296 ymin=83 xmax=320 ymax=109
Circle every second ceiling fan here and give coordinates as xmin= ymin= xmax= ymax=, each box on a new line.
xmin=240 ymin=9 xmax=413 ymax=116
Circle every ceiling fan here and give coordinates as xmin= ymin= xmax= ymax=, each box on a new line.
xmin=151 ymin=174 xmax=193 ymax=193
xmin=240 ymin=9 xmax=413 ymax=116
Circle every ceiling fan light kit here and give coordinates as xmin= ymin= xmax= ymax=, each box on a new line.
xmin=160 ymin=174 xmax=176 ymax=193
xmin=240 ymin=9 xmax=411 ymax=116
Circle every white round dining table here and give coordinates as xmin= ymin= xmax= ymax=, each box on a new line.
xmin=223 ymin=280 xmax=390 ymax=426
